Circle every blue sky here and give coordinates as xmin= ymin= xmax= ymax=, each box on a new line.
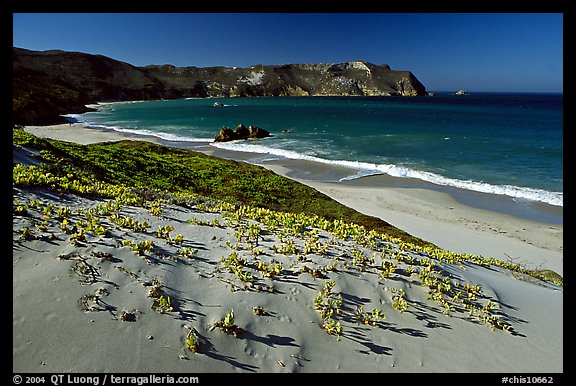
xmin=12 ymin=13 xmax=563 ymax=92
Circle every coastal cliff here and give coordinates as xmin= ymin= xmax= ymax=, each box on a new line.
xmin=13 ymin=47 xmax=427 ymax=124
xmin=143 ymin=61 xmax=427 ymax=98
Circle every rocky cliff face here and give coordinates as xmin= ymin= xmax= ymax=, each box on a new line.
xmin=13 ymin=47 xmax=428 ymax=124
xmin=142 ymin=61 xmax=427 ymax=98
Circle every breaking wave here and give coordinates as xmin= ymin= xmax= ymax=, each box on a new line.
xmin=211 ymin=141 xmax=563 ymax=207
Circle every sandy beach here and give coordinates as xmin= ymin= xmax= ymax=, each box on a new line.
xmin=13 ymin=124 xmax=563 ymax=373
xmin=261 ymin=162 xmax=564 ymax=276
xmin=24 ymin=123 xmax=163 ymax=146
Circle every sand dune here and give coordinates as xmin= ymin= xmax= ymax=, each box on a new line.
xmin=13 ymin=186 xmax=562 ymax=373
xmin=13 ymin=125 xmax=563 ymax=373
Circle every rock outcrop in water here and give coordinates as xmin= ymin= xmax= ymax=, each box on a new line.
xmin=13 ymin=47 xmax=428 ymax=125
xmin=214 ymin=124 xmax=270 ymax=142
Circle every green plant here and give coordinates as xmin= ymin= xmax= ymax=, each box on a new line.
xmin=251 ymin=247 xmax=264 ymax=257
xmin=185 ymin=327 xmax=200 ymax=353
xmin=13 ymin=202 xmax=28 ymax=215
xmin=256 ymin=260 xmax=283 ymax=278
xmin=380 ymin=260 xmax=397 ymax=278
xmin=322 ymin=319 xmax=343 ymax=338
xmin=221 ymin=252 xmax=247 ymax=270
xmin=145 ymin=278 xmax=175 ymax=314
xmin=483 ymin=314 xmax=512 ymax=332
xmin=214 ymin=309 xmax=243 ymax=337
xmin=19 ymin=227 xmax=35 ymax=240
xmin=314 ymin=287 xmax=343 ymax=321
xmin=350 ymin=248 xmax=368 ymax=271
xmin=41 ymin=203 xmax=55 ymax=219
xmin=60 ymin=218 xmax=72 ymax=233
xmin=252 ymin=306 xmax=266 ymax=316
xmin=148 ymin=199 xmax=164 ymax=216
xmin=93 ymin=225 xmax=108 ymax=236
xmin=171 ymin=233 xmax=184 ymax=245
xmin=272 ymin=238 xmax=298 ymax=255
xmin=33 ymin=220 xmax=49 ymax=233
xmin=391 ymin=289 xmax=409 ymax=313
xmin=56 ymin=206 xmax=72 ymax=219
xmin=123 ymin=239 xmax=155 ymax=256
xmin=371 ymin=308 xmax=386 ymax=321
xmin=463 ymin=283 xmax=482 ymax=301
xmin=145 ymin=278 xmax=164 ymax=297
xmin=155 ymin=295 xmax=174 ymax=314
xmin=177 ymin=247 xmax=198 ymax=259
xmin=247 ymin=222 xmax=262 ymax=246
xmin=356 ymin=306 xmax=386 ymax=326
xmin=314 ymin=293 xmax=334 ymax=320
xmin=222 ymin=309 xmax=235 ymax=328
xmin=70 ymin=228 xmax=86 ymax=245
xmin=109 ymin=214 xmax=150 ymax=232
xmin=303 ymin=230 xmax=330 ymax=256
xmin=320 ymin=280 xmax=336 ymax=297
xmin=232 ymin=267 xmax=255 ymax=283
xmin=157 ymin=225 xmax=175 ymax=240
xmin=324 ymin=260 xmax=339 ymax=272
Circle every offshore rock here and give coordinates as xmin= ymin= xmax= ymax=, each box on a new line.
xmin=214 ymin=124 xmax=270 ymax=142
xmin=214 ymin=127 xmax=237 ymax=142
xmin=233 ymin=124 xmax=250 ymax=139
xmin=247 ymin=125 xmax=270 ymax=139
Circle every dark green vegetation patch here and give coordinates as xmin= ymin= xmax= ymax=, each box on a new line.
xmin=13 ymin=127 xmax=430 ymax=247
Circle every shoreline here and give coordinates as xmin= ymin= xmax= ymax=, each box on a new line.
xmin=204 ymin=147 xmax=563 ymax=225
xmin=22 ymin=123 xmax=563 ymax=275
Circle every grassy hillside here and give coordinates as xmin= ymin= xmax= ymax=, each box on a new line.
xmin=12 ymin=127 xmax=431 ymax=247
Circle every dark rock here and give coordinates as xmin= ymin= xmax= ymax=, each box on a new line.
xmin=247 ymin=125 xmax=270 ymax=139
xmin=233 ymin=124 xmax=250 ymax=138
xmin=214 ymin=124 xmax=270 ymax=142
xmin=214 ymin=127 xmax=237 ymax=142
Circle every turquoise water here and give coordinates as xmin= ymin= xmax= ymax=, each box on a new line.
xmin=71 ymin=93 xmax=563 ymax=206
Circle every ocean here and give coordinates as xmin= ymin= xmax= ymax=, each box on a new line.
xmin=69 ymin=93 xmax=563 ymax=211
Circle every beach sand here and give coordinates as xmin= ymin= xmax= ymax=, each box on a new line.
xmin=24 ymin=123 xmax=163 ymax=146
xmin=260 ymin=162 xmax=563 ymax=276
xmin=13 ymin=124 xmax=563 ymax=373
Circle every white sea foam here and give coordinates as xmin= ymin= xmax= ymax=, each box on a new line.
xmin=338 ymin=170 xmax=386 ymax=181
xmin=110 ymin=127 xmax=213 ymax=142
xmin=80 ymin=100 xmax=146 ymax=110
xmin=75 ymin=120 xmax=214 ymax=143
xmin=210 ymin=141 xmax=563 ymax=207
